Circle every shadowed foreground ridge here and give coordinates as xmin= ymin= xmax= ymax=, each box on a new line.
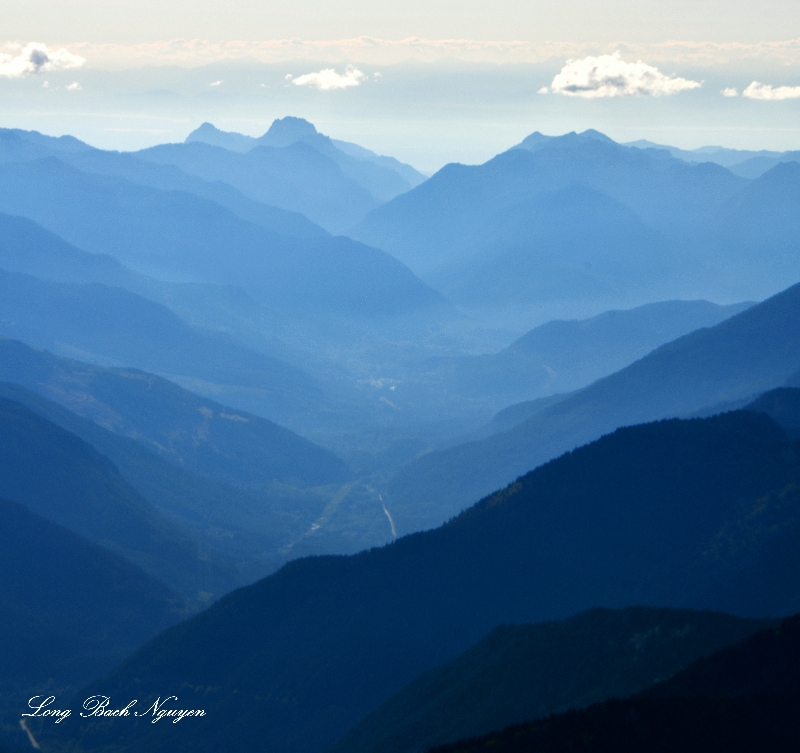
xmin=433 ymin=614 xmax=800 ymax=753
xmin=328 ymin=607 xmax=772 ymax=753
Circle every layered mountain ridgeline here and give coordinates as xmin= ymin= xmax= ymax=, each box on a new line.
xmin=724 ymin=150 xmax=800 ymax=179
xmin=418 ymin=299 xmax=751 ymax=407
xmin=747 ymin=387 xmax=800 ymax=438
xmin=0 ymin=338 xmax=350 ymax=490
xmin=329 ymin=607 xmax=771 ymax=753
xmin=0 ymin=127 xmax=324 ymax=239
xmin=624 ymin=136 xmax=800 ymax=179
xmin=186 ymin=119 xmax=426 ymax=187
xmin=433 ymin=614 xmax=800 ymax=753
xmin=0 ymin=339 xmax=393 ymax=573
xmin=387 ymin=281 xmax=800 ymax=533
xmin=0 ymin=496 xmax=182 ymax=693
xmin=0 ymin=380 xmax=341 ymax=579
xmin=43 ymin=408 xmax=800 ymax=753
xmin=0 ymin=212 xmax=332 ymax=425
xmin=0 ymin=152 xmax=448 ymax=325
xmin=713 ymin=161 xmax=800 ymax=260
xmin=0 ymin=397 xmax=238 ymax=602
xmin=0 ymin=268 xmax=328 ymax=425
xmin=0 ymin=211 xmax=145 ymax=289
xmin=351 ymin=130 xmax=800 ymax=326
xmin=184 ymin=117 xmax=426 ymax=203
xmin=136 ymin=138 xmax=376 ymax=233
xmin=0 ymin=126 xmax=93 ymax=161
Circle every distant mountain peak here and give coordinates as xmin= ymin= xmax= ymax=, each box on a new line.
xmin=514 ymin=131 xmax=553 ymax=151
xmin=184 ymin=123 xmax=256 ymax=152
xmin=513 ymin=128 xmax=616 ymax=153
xmin=760 ymin=159 xmax=800 ymax=182
xmin=260 ymin=116 xmax=321 ymax=148
xmin=579 ymin=128 xmax=616 ymax=143
xmin=192 ymin=121 xmax=221 ymax=134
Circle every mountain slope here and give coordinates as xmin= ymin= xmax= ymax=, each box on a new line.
xmin=330 ymin=607 xmax=770 ymax=753
xmin=434 ymin=613 xmax=800 ymax=753
xmin=0 ymin=338 xmax=351 ymax=489
xmin=186 ymin=118 xmax=426 ymax=191
xmin=0 ymin=495 xmax=182 ymax=692
xmin=1 ymin=126 xmax=328 ymax=239
xmin=421 ymin=300 xmax=751 ymax=406
xmin=714 ymin=161 xmax=800 ymax=255
xmin=0 ymin=267 xmax=324 ymax=424
xmin=253 ymin=116 xmax=422 ymax=201
xmin=352 ymin=132 xmax=744 ymax=275
xmin=0 ymin=127 xmax=92 ymax=163
xmin=54 ymin=408 xmax=800 ymax=753
xmin=0 ymin=397 xmax=237 ymax=601
xmin=388 ymin=281 xmax=800 ymax=533
xmin=349 ymin=130 xmax=773 ymax=326
xmin=60 ymin=147 xmax=328 ymax=238
xmin=745 ymin=387 xmax=800 ymax=439
xmin=136 ymin=139 xmax=379 ymax=232
xmin=0 ymin=380 xmax=329 ymax=577
xmin=0 ymin=158 xmax=447 ymax=322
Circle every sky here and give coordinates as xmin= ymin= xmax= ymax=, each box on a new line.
xmin=1 ymin=0 xmax=799 ymax=171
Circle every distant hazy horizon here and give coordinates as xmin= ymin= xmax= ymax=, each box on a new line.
xmin=2 ymin=22 xmax=800 ymax=172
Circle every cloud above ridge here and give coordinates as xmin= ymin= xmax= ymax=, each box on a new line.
xmin=0 ymin=42 xmax=84 ymax=78
xmin=544 ymin=52 xmax=701 ymax=97
xmin=742 ymin=80 xmax=800 ymax=99
xmin=291 ymin=67 xmax=365 ymax=89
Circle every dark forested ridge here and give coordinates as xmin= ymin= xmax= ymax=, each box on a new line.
xmin=433 ymin=614 xmax=800 ymax=753
xmin=0 ymin=496 xmax=183 ymax=693
xmin=43 ymin=408 xmax=800 ymax=753
xmin=329 ymin=607 xmax=772 ymax=753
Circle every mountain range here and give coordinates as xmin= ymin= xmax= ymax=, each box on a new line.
xmin=3 ymin=118 xmax=800 ymax=753
xmin=351 ymin=130 xmax=800 ymax=327
xmin=625 ymin=136 xmax=800 ymax=178
xmin=0 ymin=396 xmax=236 ymax=602
xmin=45 ymin=404 xmax=800 ymax=753
xmin=0 ymin=158 xmax=447 ymax=325
xmin=387 ymin=281 xmax=800 ymax=533
xmin=417 ymin=299 xmax=752 ymax=409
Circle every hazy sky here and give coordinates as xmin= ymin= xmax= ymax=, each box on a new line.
xmin=5 ymin=0 xmax=800 ymax=44
xmin=2 ymin=0 xmax=799 ymax=170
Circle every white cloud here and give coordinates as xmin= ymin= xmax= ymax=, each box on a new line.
xmin=549 ymin=52 xmax=701 ymax=97
xmin=742 ymin=80 xmax=800 ymax=100
xmin=537 ymin=86 xmax=549 ymax=94
xmin=0 ymin=42 xmax=84 ymax=78
xmin=721 ymin=87 xmax=739 ymax=97
xmin=291 ymin=67 xmax=365 ymax=90
xmin=66 ymin=81 xmax=81 ymax=90
xmin=210 ymin=79 xmax=223 ymax=86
